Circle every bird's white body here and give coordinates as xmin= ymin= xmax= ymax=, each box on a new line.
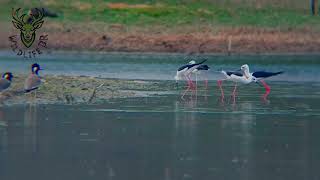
xmin=175 ymin=60 xmax=208 ymax=99
xmin=241 ymin=64 xmax=254 ymax=80
xmin=174 ymin=67 xmax=189 ymax=81
xmin=174 ymin=60 xmax=197 ymax=81
xmin=218 ymin=67 xmax=253 ymax=103
xmin=192 ymin=68 xmax=204 ymax=75
xmin=221 ymin=70 xmax=253 ymax=84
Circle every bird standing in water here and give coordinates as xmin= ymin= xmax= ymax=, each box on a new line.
xmin=240 ymin=64 xmax=283 ymax=100
xmin=24 ymin=63 xmax=44 ymax=100
xmin=192 ymin=64 xmax=210 ymax=89
xmin=218 ymin=64 xmax=283 ymax=103
xmin=0 ymin=72 xmax=13 ymax=93
xmin=175 ymin=60 xmax=207 ymax=99
xmin=217 ymin=68 xmax=252 ymax=103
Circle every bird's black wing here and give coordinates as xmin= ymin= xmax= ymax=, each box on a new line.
xmin=194 ymin=59 xmax=207 ymax=66
xmin=178 ymin=59 xmax=207 ymax=71
xmin=196 ymin=65 xmax=210 ymax=71
xmin=177 ymin=64 xmax=191 ymax=71
xmin=252 ymin=71 xmax=284 ymax=78
xmin=226 ymin=71 xmax=243 ymax=77
xmin=186 ymin=59 xmax=207 ymax=69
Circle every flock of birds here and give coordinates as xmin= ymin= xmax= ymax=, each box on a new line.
xmin=175 ymin=59 xmax=284 ymax=102
xmin=0 ymin=60 xmax=283 ymax=103
xmin=0 ymin=63 xmax=43 ymax=98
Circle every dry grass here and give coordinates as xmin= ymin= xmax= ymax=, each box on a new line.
xmin=106 ymin=3 xmax=154 ymax=10
xmin=0 ymin=75 xmax=166 ymax=104
xmin=10 ymin=24 xmax=316 ymax=54
xmin=0 ymin=0 xmax=318 ymax=54
xmin=2 ymin=19 xmax=319 ymax=54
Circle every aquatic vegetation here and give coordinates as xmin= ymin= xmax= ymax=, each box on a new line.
xmin=0 ymin=74 xmax=170 ymax=105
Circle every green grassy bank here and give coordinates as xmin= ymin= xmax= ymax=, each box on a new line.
xmin=0 ymin=0 xmax=319 ymax=30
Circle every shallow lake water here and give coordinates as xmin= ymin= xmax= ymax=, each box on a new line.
xmin=0 ymin=52 xmax=319 ymax=180
xmin=1 ymin=51 xmax=320 ymax=82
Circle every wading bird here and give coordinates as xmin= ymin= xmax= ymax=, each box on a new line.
xmin=24 ymin=63 xmax=44 ymax=100
xmin=240 ymin=64 xmax=283 ymax=100
xmin=217 ymin=68 xmax=252 ymax=103
xmin=192 ymin=64 xmax=210 ymax=89
xmin=0 ymin=72 xmax=13 ymax=93
xmin=175 ymin=59 xmax=207 ymax=99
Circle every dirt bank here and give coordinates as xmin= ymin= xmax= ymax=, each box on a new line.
xmin=1 ymin=23 xmax=320 ymax=54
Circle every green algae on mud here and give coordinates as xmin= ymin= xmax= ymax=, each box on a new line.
xmin=0 ymin=75 xmax=172 ymax=105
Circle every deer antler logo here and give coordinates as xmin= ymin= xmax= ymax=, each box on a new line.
xmin=11 ymin=8 xmax=44 ymax=48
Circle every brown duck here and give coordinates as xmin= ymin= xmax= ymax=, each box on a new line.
xmin=0 ymin=72 xmax=13 ymax=92
xmin=24 ymin=63 xmax=43 ymax=93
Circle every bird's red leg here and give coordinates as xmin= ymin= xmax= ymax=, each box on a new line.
xmin=204 ymin=80 xmax=208 ymax=90
xmin=186 ymin=75 xmax=193 ymax=89
xmin=188 ymin=75 xmax=196 ymax=97
xmin=190 ymin=76 xmax=196 ymax=90
xmin=260 ymin=80 xmax=271 ymax=100
xmin=204 ymin=72 xmax=208 ymax=90
xmin=217 ymin=80 xmax=224 ymax=102
xmin=232 ymin=83 xmax=237 ymax=104
xmin=181 ymin=78 xmax=191 ymax=99
xmin=195 ymin=74 xmax=198 ymax=97
xmin=181 ymin=85 xmax=191 ymax=100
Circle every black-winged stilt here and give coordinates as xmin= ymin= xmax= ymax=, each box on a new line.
xmin=175 ymin=59 xmax=207 ymax=99
xmin=217 ymin=68 xmax=252 ymax=103
xmin=192 ymin=64 xmax=210 ymax=89
xmin=240 ymin=64 xmax=283 ymax=100
xmin=0 ymin=72 xmax=13 ymax=92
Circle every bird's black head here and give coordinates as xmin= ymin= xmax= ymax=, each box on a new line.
xmin=31 ymin=63 xmax=43 ymax=74
xmin=2 ymin=72 xmax=13 ymax=81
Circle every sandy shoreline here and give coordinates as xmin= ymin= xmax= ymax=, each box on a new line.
xmin=0 ymin=75 xmax=172 ymax=105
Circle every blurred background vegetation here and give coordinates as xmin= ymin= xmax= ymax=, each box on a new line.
xmin=0 ymin=0 xmax=318 ymax=30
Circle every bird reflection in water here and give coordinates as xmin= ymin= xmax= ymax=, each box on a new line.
xmin=23 ymin=104 xmax=38 ymax=153
xmin=0 ymin=108 xmax=8 ymax=153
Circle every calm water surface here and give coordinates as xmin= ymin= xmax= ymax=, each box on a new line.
xmin=0 ymin=52 xmax=320 ymax=180
xmin=0 ymin=82 xmax=320 ymax=180
xmin=0 ymin=51 xmax=320 ymax=82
